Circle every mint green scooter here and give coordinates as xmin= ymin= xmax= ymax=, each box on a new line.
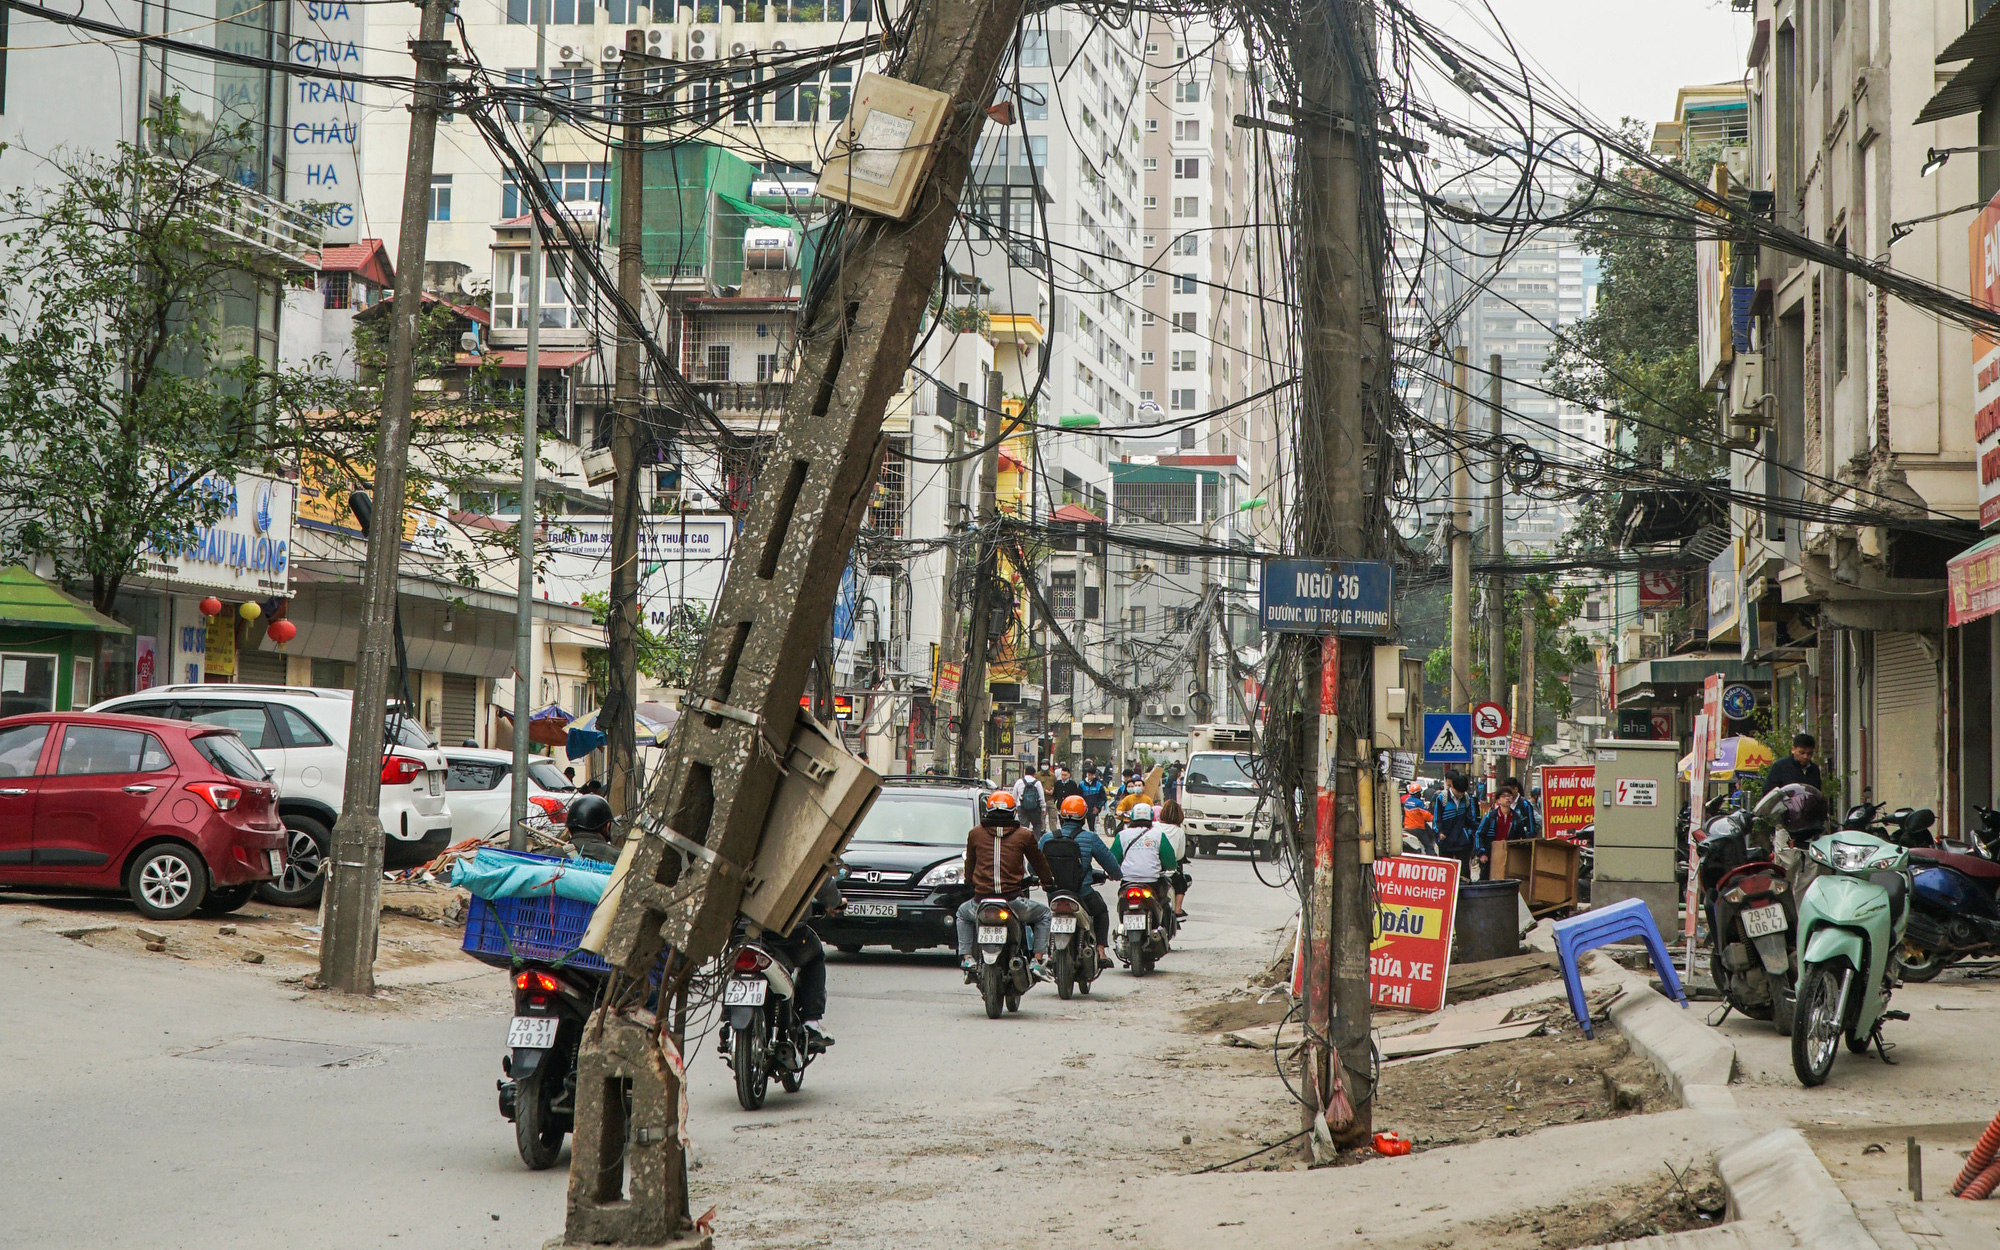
xmin=1789 ymin=828 xmax=1913 ymax=1086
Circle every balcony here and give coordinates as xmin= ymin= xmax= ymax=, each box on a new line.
xmin=173 ymin=159 xmax=325 ymax=271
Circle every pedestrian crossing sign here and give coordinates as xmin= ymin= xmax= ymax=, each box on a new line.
xmin=1422 ymin=713 xmax=1473 ymax=763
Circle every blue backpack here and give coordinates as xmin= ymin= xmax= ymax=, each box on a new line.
xmin=1433 ymin=792 xmax=1474 ymax=851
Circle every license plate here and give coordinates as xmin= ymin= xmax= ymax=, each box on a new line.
xmin=427 ymin=772 xmax=443 ymax=796
xmin=508 ymin=1016 xmax=558 ymax=1048
xmin=846 ymin=901 xmax=897 ymax=918
xmin=977 ymin=926 xmax=1007 ymax=945
xmin=267 ymin=850 xmax=283 ymax=876
xmin=1742 ymin=904 xmax=1788 ymax=937
xmin=722 ymin=979 xmax=767 ymax=1006
xmin=1122 ymin=913 xmax=1148 ymax=931
xmin=1050 ymin=916 xmax=1078 ymax=934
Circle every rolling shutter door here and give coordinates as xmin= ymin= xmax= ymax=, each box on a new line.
xmin=237 ymin=648 xmax=288 ymax=685
xmin=441 ymin=674 xmax=478 ymax=747
xmin=1873 ymin=632 xmax=1938 ymax=809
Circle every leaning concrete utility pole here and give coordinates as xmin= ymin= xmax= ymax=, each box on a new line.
xmin=320 ymin=0 xmax=455 ymax=996
xmin=953 ymin=369 xmax=1008 ymax=779
xmin=602 ymin=29 xmax=651 ymax=817
xmin=1293 ymin=0 xmax=1385 ymax=1152
xmin=552 ymin=1 xmax=1029 ymax=1242
xmin=1450 ymin=345 xmax=1472 ymax=714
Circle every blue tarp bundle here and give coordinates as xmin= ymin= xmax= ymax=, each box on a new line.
xmin=449 ymin=847 xmax=611 ymax=904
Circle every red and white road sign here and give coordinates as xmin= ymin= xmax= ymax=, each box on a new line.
xmin=1471 ymin=702 xmax=1508 ymax=740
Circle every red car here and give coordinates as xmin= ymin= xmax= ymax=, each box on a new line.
xmin=0 ymin=712 xmax=286 ymax=921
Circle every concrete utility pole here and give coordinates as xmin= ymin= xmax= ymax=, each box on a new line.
xmin=555 ymin=0 xmax=1030 ymax=1240
xmin=320 ymin=0 xmax=454 ymax=996
xmin=509 ymin=11 xmax=550 ymax=852
xmin=1520 ymin=588 xmax=1538 ymax=754
xmin=934 ymin=388 xmax=967 ymax=770
xmin=1450 ymin=346 xmax=1472 ymax=714
xmin=1486 ymin=353 xmax=1505 ymax=787
xmin=602 ymin=28 xmax=652 ymax=817
xmin=1293 ymin=0 xmax=1385 ymax=1152
xmin=953 ymin=368 xmax=1009 ymax=779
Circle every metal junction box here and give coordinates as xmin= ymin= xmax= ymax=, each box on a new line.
xmin=740 ymin=710 xmax=882 ymax=936
xmin=1587 ymin=738 xmax=1681 ymax=936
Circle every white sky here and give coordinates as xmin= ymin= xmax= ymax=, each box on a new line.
xmin=1422 ymin=0 xmax=1755 ymax=130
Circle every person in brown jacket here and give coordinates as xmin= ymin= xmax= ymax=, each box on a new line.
xmin=955 ymin=791 xmax=1056 ymax=978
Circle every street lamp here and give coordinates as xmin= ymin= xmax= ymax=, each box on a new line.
xmin=1056 ymin=413 xmax=1101 ymax=430
xmin=1920 ymin=145 xmax=2000 ymax=178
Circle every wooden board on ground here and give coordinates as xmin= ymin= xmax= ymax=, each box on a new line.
xmin=1376 ymin=1007 xmax=1547 ymax=1058
xmin=1443 ymin=950 xmax=1562 ymax=1005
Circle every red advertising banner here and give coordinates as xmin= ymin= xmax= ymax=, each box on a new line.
xmin=1948 ymin=535 xmax=2000 ymax=628
xmin=1637 ymin=570 xmax=1682 ymax=606
xmin=1371 ymin=853 xmax=1460 ymax=1012
xmin=1701 ymin=674 xmax=1724 ymax=767
xmin=1540 ymin=765 xmax=1596 ymax=836
xmin=1968 ymin=192 xmax=2000 ymax=529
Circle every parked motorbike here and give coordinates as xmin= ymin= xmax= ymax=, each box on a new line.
xmin=1046 ymin=878 xmax=1104 ymax=1000
xmin=497 ymin=961 xmax=605 ymax=1169
xmin=718 ymin=932 xmax=825 ymax=1109
xmin=1790 ymin=827 xmax=1913 ymax=1086
xmin=967 ymin=894 xmax=1037 ymax=1017
xmin=1896 ymin=805 xmax=2000 ymax=981
xmin=1698 ymin=788 xmax=1812 ymax=1034
xmin=1116 ymin=877 xmax=1176 ymax=976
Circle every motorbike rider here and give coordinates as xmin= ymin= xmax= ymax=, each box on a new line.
xmin=566 ymin=793 xmax=619 ymax=863
xmin=956 ymin=791 xmax=1058 ymax=979
xmin=756 ymin=872 xmax=845 ymax=1050
xmin=1041 ymin=794 xmax=1122 ymax=963
xmin=1402 ymin=781 xmax=1436 ymax=854
xmin=1112 ymin=801 xmax=1181 ymax=895
xmin=1155 ymin=799 xmax=1191 ymax=919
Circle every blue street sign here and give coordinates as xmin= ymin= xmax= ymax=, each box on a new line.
xmin=1260 ymin=557 xmax=1394 ymax=636
xmin=1422 ymin=713 xmax=1473 ymax=763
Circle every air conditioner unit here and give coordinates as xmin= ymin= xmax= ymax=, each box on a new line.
xmin=729 ymin=39 xmax=752 ymax=58
xmin=686 ymin=28 xmax=710 ymax=58
xmin=1729 ymin=352 xmax=1768 ymax=424
xmin=770 ymin=38 xmax=789 ymax=51
xmin=557 ymin=44 xmax=584 ymax=62
xmin=601 ymin=43 xmax=622 ymax=62
xmin=1169 ymin=704 xmax=1186 ymax=717
xmin=646 ymin=27 xmax=671 ymax=55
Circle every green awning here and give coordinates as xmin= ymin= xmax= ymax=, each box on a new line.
xmin=716 ymin=192 xmax=804 ymax=232
xmin=0 ymin=565 xmax=131 ymax=634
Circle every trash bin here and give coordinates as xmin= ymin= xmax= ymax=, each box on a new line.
xmin=1453 ymin=878 xmax=1523 ymax=964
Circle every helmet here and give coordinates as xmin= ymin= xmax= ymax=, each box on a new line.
xmin=1060 ymin=794 xmax=1089 ymax=817
xmin=1127 ymin=802 xmax=1155 ymax=825
xmin=1406 ymin=781 xmax=1424 ymax=795
xmin=981 ymin=790 xmax=1018 ymax=826
xmin=1753 ymin=783 xmax=1827 ymax=835
xmin=568 ymin=794 xmax=614 ymax=836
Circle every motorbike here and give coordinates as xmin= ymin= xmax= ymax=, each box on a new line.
xmin=1046 ymin=875 xmax=1105 ymax=1000
xmin=1895 ymin=805 xmax=2000 ymax=981
xmin=1789 ymin=828 xmax=1913 ymax=1086
xmin=1116 ymin=877 xmax=1176 ymax=976
xmin=497 ymin=960 xmax=605 ymax=1169
xmin=1697 ymin=805 xmax=1800 ymax=1033
xmin=967 ymin=894 xmax=1037 ymax=1017
xmin=719 ymin=931 xmax=825 ymax=1110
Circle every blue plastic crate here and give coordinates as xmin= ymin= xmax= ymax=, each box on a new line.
xmin=460 ymin=850 xmax=615 ymax=973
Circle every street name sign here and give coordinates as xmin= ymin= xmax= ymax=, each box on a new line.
xmin=1260 ymin=557 xmax=1394 ymax=636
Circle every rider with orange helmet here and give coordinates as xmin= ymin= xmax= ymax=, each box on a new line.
xmin=1040 ymin=793 xmax=1122 ymax=962
xmin=955 ymin=790 xmax=1057 ymax=977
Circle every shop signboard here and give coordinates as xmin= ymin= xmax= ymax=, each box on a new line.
xmin=1706 ymin=543 xmax=1740 ymax=643
xmin=1948 ymin=534 xmax=2000 ymax=627
xmin=1370 ymin=853 xmax=1460 ymax=1013
xmin=1969 ymin=191 xmax=2000 ymax=529
xmin=286 ymin=0 xmax=365 ymax=244
xmin=1539 ymin=765 xmax=1596 ymax=836
xmin=1637 ymin=570 xmax=1682 ymax=607
xmin=139 ymin=472 xmax=295 ymax=598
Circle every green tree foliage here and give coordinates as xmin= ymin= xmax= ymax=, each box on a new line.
xmin=581 ymin=593 xmax=710 ymax=690
xmin=1424 ymin=579 xmax=1592 ymax=734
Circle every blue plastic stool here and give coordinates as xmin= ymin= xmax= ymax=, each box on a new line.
xmin=1551 ymin=898 xmax=1686 ymax=1037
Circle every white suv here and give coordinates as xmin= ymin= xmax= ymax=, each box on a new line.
xmin=90 ymin=686 xmax=453 ymax=906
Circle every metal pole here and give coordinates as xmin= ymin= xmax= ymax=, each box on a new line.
xmin=509 ymin=12 xmax=549 ymax=852
xmin=320 ymin=0 xmax=454 ymax=996
xmin=1450 ymin=346 xmax=1472 ymax=714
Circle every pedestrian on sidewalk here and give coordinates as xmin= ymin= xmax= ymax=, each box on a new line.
xmin=1761 ymin=733 xmax=1821 ymax=795
xmin=1433 ymin=773 xmax=1477 ymax=881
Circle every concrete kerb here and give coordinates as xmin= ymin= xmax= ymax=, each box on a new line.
xmin=1592 ymin=952 xmax=1737 ymax=1104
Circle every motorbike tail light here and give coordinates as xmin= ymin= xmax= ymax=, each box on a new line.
xmin=1722 ymin=885 xmax=1744 ymax=905
xmin=1051 ymin=897 xmax=1080 ymax=915
xmin=185 ymin=782 xmax=242 ymax=811
xmin=513 ymin=970 xmax=562 ymax=993
xmin=732 ymin=948 xmax=770 ymax=973
xmin=380 ymin=754 xmax=426 ymax=785
xmin=979 ymin=903 xmax=1011 ymax=925
xmin=1123 ymin=886 xmax=1152 ymax=903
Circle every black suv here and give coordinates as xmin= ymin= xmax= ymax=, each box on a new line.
xmin=809 ymin=777 xmax=985 ymax=954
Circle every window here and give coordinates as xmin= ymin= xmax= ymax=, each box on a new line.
xmin=70 ymin=658 xmax=91 ymax=708
xmin=1140 ymin=389 xmax=1155 ymax=402
xmin=1172 ymin=350 xmax=1196 ymax=371
xmin=1017 ymin=135 xmax=1048 ymax=166
xmin=1143 ymin=195 xmax=1158 ymax=210
xmin=1174 ymin=157 xmax=1200 ymax=179
xmin=276 ymin=706 xmax=332 ymax=747
xmin=1175 ymin=118 xmax=1200 ymax=142
xmin=1129 ymin=606 xmax=1145 ymax=632
xmin=0 ymin=723 xmax=47 ymax=777
xmin=829 ymin=65 xmax=854 ymax=121
xmin=1145 ymin=40 xmax=1159 ymax=55
xmin=1585 ymin=600 xmax=1602 ymax=621
xmin=1172 ymin=311 xmax=1196 ymax=332
xmin=1178 ymin=427 xmax=1197 ymax=449
xmin=1173 ymin=234 xmax=1198 ymax=257
xmin=1175 ymin=79 xmax=1200 ymax=103
xmin=733 ymin=69 xmax=762 ymax=122
xmin=447 ymin=759 xmax=507 ymax=791
xmin=756 ymin=352 xmax=780 ymax=382
xmin=1170 ymin=388 xmax=1195 ymax=410
xmin=195 ymin=734 xmax=269 ymax=782
xmin=322 ymin=272 xmax=351 ymax=310
xmin=1145 ymin=118 xmax=1159 ymax=133
xmin=548 ymin=65 xmax=593 ymax=105
xmin=1020 ymin=30 xmax=1050 ymax=67
xmin=506 ymin=0 xmax=598 ymax=20
xmin=773 ymin=75 xmax=820 ymax=122
xmin=1142 ymin=233 xmax=1156 ymax=248
xmin=1173 ymin=196 xmax=1198 ymax=217
xmin=1142 ymin=273 xmax=1158 ymax=288
xmin=1141 ymin=311 xmax=1156 ymax=326
xmin=705 ymin=344 xmax=732 ymax=382
xmin=1173 ymin=273 xmax=1197 ymax=294
xmin=185 ymin=705 xmax=276 ymax=750
xmin=492 ymin=250 xmax=576 ymax=330
xmin=502 ymin=161 xmax=607 ymax=217
xmin=1051 ymin=571 xmax=1076 ymax=618
xmin=1082 ymin=585 xmax=1100 ymax=618
xmin=55 ymin=726 xmax=170 ymax=775
xmin=1143 ymin=157 xmax=1159 ymax=171
xmin=1050 ymin=655 xmax=1074 ymax=696
xmin=1141 ymin=350 xmax=1156 ymax=365
xmin=427 ymin=174 xmax=452 ymax=222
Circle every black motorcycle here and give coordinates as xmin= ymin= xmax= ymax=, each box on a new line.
xmin=1897 ymin=806 xmax=2000 ymax=981
xmin=719 ymin=934 xmax=824 ymax=1109
xmin=1697 ymin=807 xmax=1800 ymax=1032
xmin=1116 ymin=877 xmax=1176 ymax=976
xmin=967 ymin=894 xmax=1037 ymax=1017
xmin=1047 ymin=881 xmax=1103 ymax=999
xmin=497 ymin=961 xmax=605 ymax=1169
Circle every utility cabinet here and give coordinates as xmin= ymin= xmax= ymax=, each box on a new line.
xmin=1588 ymin=738 xmax=1681 ymax=937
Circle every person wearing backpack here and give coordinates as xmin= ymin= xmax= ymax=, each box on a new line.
xmin=1432 ymin=772 xmax=1477 ymax=880
xmin=1079 ymin=767 xmax=1108 ymax=832
xmin=1040 ymin=795 xmax=1122 ymax=963
xmin=1013 ymin=769 xmax=1049 ymax=835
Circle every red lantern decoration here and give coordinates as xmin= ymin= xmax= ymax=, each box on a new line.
xmin=267 ymin=619 xmax=298 ymax=646
xmin=198 ymin=597 xmax=223 ymax=617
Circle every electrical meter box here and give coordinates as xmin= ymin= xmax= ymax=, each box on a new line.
xmin=1588 ymin=738 xmax=1682 ymax=936
xmin=741 ymin=710 xmax=882 ymax=936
